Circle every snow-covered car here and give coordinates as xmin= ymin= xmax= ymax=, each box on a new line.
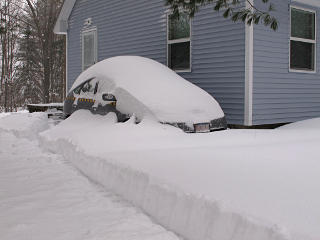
xmin=64 ymin=56 xmax=227 ymax=133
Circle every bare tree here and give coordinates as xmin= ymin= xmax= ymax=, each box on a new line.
xmin=0 ymin=0 xmax=21 ymax=112
xmin=0 ymin=0 xmax=65 ymax=112
xmin=22 ymin=0 xmax=65 ymax=104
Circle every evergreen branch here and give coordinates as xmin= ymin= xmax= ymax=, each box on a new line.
xmin=165 ymin=0 xmax=278 ymax=30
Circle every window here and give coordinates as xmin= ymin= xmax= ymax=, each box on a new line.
xmin=290 ymin=7 xmax=316 ymax=72
xmin=73 ymin=84 xmax=82 ymax=95
xmin=73 ymin=77 xmax=96 ymax=95
xmin=81 ymin=81 xmax=94 ymax=94
xmin=80 ymin=78 xmax=99 ymax=97
xmin=167 ymin=13 xmax=191 ymax=71
xmin=82 ymin=29 xmax=97 ymax=71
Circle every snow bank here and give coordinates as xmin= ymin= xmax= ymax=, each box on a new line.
xmin=0 ymin=112 xmax=49 ymax=139
xmin=278 ymin=117 xmax=320 ymax=130
xmin=0 ymin=112 xmax=12 ymax=119
xmin=70 ymin=56 xmax=224 ymax=124
xmin=39 ymin=111 xmax=320 ymax=240
xmin=4 ymin=111 xmax=317 ymax=240
xmin=40 ymin=137 xmax=287 ymax=240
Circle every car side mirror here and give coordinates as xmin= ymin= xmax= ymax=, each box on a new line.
xmin=102 ymin=93 xmax=116 ymax=101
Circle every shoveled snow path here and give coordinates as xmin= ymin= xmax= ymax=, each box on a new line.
xmin=0 ymin=130 xmax=179 ymax=240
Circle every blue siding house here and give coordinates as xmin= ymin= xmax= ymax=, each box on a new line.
xmin=54 ymin=0 xmax=320 ymax=126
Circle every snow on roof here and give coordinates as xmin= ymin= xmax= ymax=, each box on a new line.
xmin=70 ymin=56 xmax=225 ymax=124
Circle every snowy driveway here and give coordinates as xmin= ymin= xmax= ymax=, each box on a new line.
xmin=0 ymin=115 xmax=179 ymax=240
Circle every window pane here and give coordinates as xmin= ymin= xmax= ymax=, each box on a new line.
xmin=291 ymin=8 xmax=315 ymax=40
xmin=83 ymin=33 xmax=95 ymax=70
xmin=169 ymin=13 xmax=190 ymax=40
xmin=73 ymin=85 xmax=82 ymax=95
xmin=290 ymin=40 xmax=315 ymax=71
xmin=168 ymin=42 xmax=190 ymax=70
xmin=81 ymin=81 xmax=93 ymax=93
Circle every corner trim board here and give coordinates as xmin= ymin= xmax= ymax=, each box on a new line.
xmin=244 ymin=0 xmax=254 ymax=126
xmin=66 ymin=34 xmax=68 ymax=96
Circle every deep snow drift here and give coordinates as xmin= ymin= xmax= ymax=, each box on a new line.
xmin=0 ymin=113 xmax=180 ymax=240
xmin=70 ymin=56 xmax=224 ymax=124
xmin=41 ymin=110 xmax=320 ymax=240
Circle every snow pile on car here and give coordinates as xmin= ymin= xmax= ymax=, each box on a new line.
xmin=70 ymin=56 xmax=225 ymax=124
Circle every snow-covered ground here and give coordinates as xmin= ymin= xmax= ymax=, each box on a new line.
xmin=0 ymin=112 xmax=179 ymax=240
xmin=1 ymin=111 xmax=319 ymax=240
xmin=42 ymin=110 xmax=320 ymax=240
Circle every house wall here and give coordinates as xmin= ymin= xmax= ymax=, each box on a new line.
xmin=252 ymin=0 xmax=320 ymax=125
xmin=67 ymin=0 xmax=246 ymax=124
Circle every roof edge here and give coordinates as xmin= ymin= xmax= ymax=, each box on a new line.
xmin=54 ymin=0 xmax=77 ymax=34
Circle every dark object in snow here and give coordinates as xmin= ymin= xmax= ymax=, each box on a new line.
xmin=27 ymin=103 xmax=65 ymax=120
xmin=27 ymin=103 xmax=63 ymax=113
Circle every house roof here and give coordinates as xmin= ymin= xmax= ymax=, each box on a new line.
xmin=54 ymin=0 xmax=77 ymax=34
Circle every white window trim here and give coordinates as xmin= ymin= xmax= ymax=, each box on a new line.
xmin=292 ymin=0 xmax=320 ymax=8
xmin=82 ymin=27 xmax=98 ymax=71
xmin=166 ymin=13 xmax=192 ymax=73
xmin=244 ymin=0 xmax=254 ymax=126
xmin=289 ymin=6 xmax=317 ymax=74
